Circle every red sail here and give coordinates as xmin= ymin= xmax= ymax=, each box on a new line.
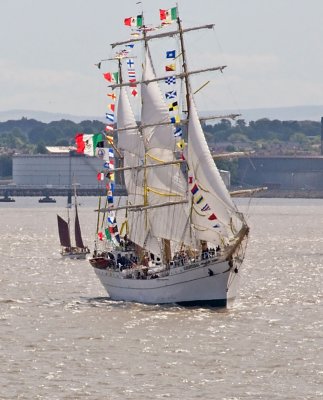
xmin=74 ymin=204 xmax=85 ymax=249
xmin=57 ymin=215 xmax=71 ymax=248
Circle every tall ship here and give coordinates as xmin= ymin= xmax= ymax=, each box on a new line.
xmin=80 ymin=6 xmax=250 ymax=306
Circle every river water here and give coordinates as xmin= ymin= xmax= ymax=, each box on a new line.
xmin=0 ymin=197 xmax=322 ymax=400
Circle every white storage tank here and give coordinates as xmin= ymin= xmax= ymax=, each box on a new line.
xmin=12 ymin=152 xmax=115 ymax=188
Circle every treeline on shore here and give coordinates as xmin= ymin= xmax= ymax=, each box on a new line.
xmin=0 ymin=117 xmax=321 ymax=178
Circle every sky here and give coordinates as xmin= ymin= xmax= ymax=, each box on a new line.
xmin=1 ymin=0 xmax=323 ymax=119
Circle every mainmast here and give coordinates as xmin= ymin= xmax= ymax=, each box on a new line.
xmin=176 ymin=12 xmax=191 ymax=118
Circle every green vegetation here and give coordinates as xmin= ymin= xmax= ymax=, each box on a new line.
xmin=0 ymin=118 xmax=105 ymax=149
xmin=0 ymin=117 xmax=321 ymax=178
xmin=0 ymin=118 xmax=105 ymax=177
xmin=204 ymin=118 xmax=320 ymax=147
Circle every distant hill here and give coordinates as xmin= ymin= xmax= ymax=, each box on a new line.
xmin=201 ymin=105 xmax=323 ymax=122
xmin=0 ymin=110 xmax=101 ymax=123
xmin=235 ymin=105 xmax=323 ymax=122
xmin=0 ymin=105 xmax=322 ymax=123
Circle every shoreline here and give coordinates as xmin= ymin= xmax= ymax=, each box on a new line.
xmin=249 ymin=189 xmax=323 ymax=199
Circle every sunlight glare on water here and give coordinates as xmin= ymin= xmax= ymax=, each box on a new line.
xmin=0 ymin=197 xmax=322 ymax=399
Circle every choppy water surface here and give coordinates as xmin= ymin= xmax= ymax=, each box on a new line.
xmin=0 ymin=197 xmax=322 ymax=400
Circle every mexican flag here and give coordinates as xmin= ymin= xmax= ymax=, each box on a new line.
xmin=103 ymin=72 xmax=119 ymax=83
xmin=124 ymin=15 xmax=143 ymax=27
xmin=160 ymin=7 xmax=177 ymax=23
xmin=75 ymin=133 xmax=104 ymax=156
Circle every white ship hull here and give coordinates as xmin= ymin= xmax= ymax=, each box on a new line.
xmin=93 ymin=258 xmax=240 ymax=307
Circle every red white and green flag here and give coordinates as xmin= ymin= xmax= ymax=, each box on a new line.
xmin=75 ymin=133 xmax=104 ymax=156
xmin=124 ymin=15 xmax=143 ymax=27
xmin=103 ymin=72 xmax=119 ymax=83
xmin=159 ymin=7 xmax=177 ymax=23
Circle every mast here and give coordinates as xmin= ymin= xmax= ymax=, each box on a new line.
xmin=142 ymin=15 xmax=149 ymax=210
xmin=176 ymin=9 xmax=191 ymax=117
xmin=116 ymin=57 xmax=126 ymax=189
xmin=67 ymin=150 xmax=72 ymax=206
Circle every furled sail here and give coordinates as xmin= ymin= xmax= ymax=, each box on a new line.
xmin=57 ymin=215 xmax=71 ymax=248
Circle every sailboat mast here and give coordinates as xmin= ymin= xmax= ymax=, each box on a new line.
xmin=142 ymin=15 xmax=150 ymax=209
xmin=176 ymin=9 xmax=191 ymax=118
xmin=67 ymin=150 xmax=72 ymax=207
xmin=116 ymin=57 xmax=125 ymax=188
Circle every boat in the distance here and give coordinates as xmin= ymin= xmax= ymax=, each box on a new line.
xmin=57 ymin=189 xmax=90 ymax=259
xmin=87 ymin=6 xmax=250 ymax=306
xmin=0 ymin=190 xmax=15 ymax=202
xmin=39 ymin=195 xmax=56 ymax=203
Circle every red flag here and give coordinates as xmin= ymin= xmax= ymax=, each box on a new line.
xmin=103 ymin=72 xmax=112 ymax=82
xmin=75 ymin=133 xmax=85 ymax=153
xmin=98 ymin=232 xmax=103 ymax=241
xmin=165 ymin=64 xmax=176 ymax=72
xmin=159 ymin=9 xmax=167 ymax=20
xmin=129 ymin=78 xmax=137 ymax=88
xmin=208 ymin=213 xmax=218 ymax=221
xmin=97 ymin=172 xmax=104 ymax=181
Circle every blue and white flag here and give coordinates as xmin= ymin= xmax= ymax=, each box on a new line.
xmin=107 ymin=216 xmax=114 ymax=224
xmin=174 ymin=127 xmax=182 ymax=137
xmin=127 ymin=59 xmax=135 ymax=68
xmin=108 ymin=148 xmax=114 ymax=158
xmin=106 ymin=113 xmax=114 ymax=122
xmin=95 ymin=148 xmax=110 ymax=160
xmin=165 ymin=90 xmax=177 ymax=99
xmin=201 ymin=204 xmax=211 ymax=212
xmin=165 ymin=76 xmax=176 ymax=85
xmin=128 ymin=68 xmax=136 ymax=79
xmin=166 ymin=50 xmax=176 ymax=59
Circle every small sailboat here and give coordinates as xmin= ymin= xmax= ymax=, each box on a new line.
xmin=86 ymin=6 xmax=250 ymax=306
xmin=57 ymin=189 xmax=90 ymax=259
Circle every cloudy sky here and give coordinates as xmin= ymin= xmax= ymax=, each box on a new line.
xmin=1 ymin=0 xmax=323 ymax=118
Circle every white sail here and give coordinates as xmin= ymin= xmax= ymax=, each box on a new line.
xmin=117 ymin=85 xmax=162 ymax=254
xmin=140 ymin=47 xmax=192 ymax=247
xmin=187 ymin=95 xmax=244 ymax=245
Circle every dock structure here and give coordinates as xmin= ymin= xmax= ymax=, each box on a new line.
xmin=237 ymin=155 xmax=323 ymax=197
xmin=0 ymin=151 xmax=127 ymax=200
xmin=0 ymin=184 xmax=126 ymax=198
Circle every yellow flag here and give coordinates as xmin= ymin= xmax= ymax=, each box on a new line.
xmin=176 ymin=139 xmax=186 ymax=150
xmin=106 ymin=135 xmax=114 ymax=144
